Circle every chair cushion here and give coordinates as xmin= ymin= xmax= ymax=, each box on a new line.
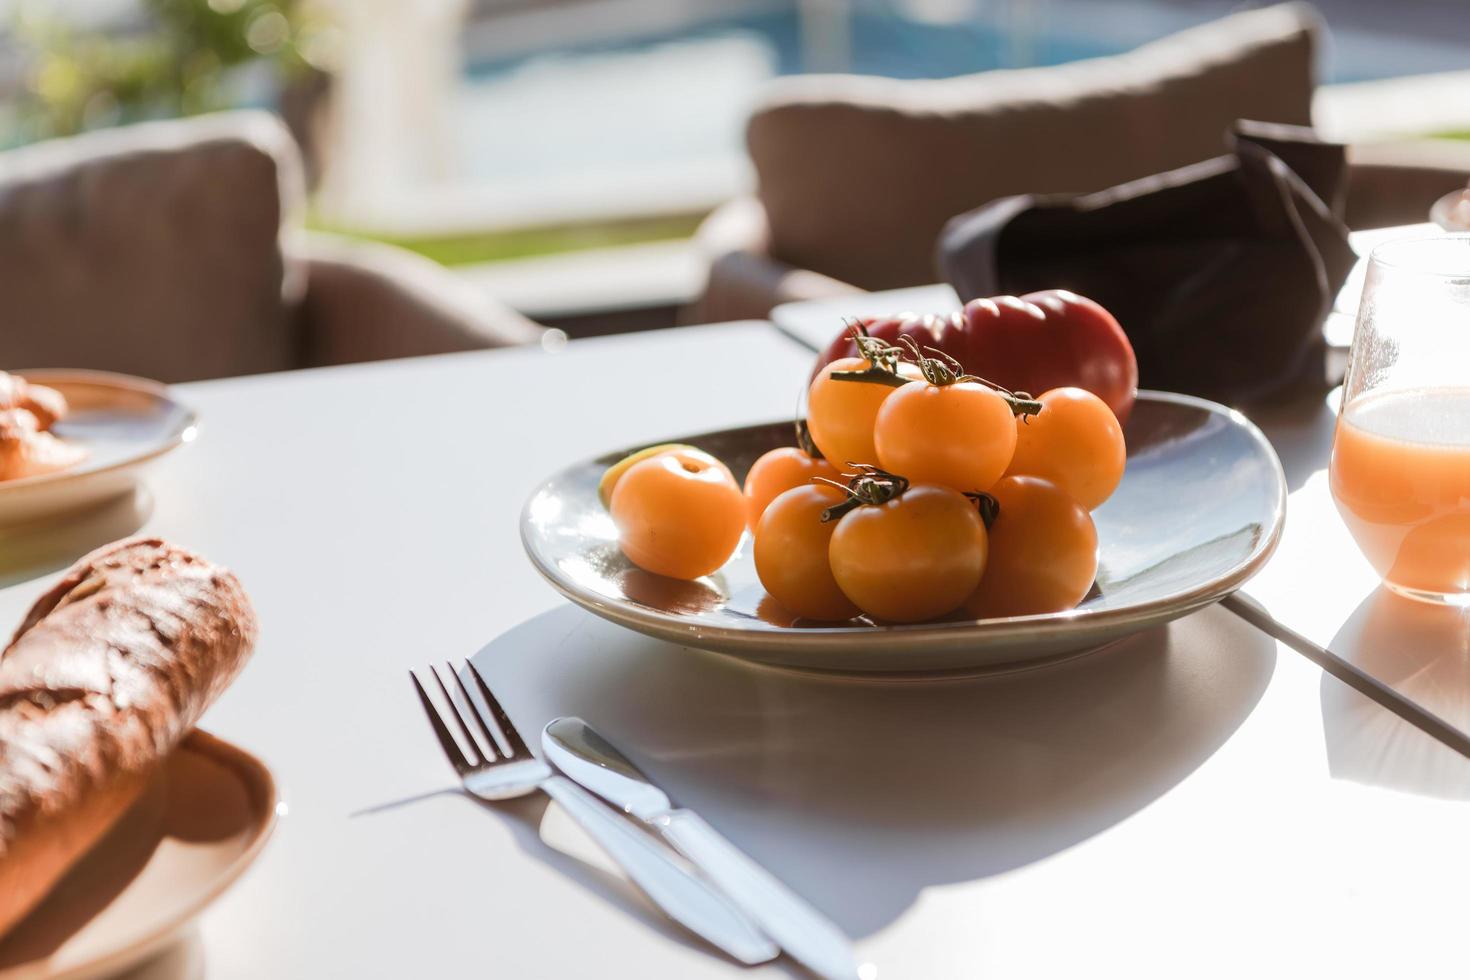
xmin=0 ymin=111 xmax=306 ymax=382
xmin=747 ymin=2 xmax=1321 ymax=290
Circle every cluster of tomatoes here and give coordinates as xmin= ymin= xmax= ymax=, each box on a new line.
xmin=602 ymin=292 xmax=1136 ymax=625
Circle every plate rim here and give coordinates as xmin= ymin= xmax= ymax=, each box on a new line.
xmin=0 ymin=728 xmax=278 ymax=980
xmin=520 ymin=390 xmax=1288 ymax=657
xmin=0 ymin=369 xmax=198 ymax=495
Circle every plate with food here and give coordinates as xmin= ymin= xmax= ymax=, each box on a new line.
xmin=522 ymin=293 xmax=1286 ymax=675
xmin=0 ymin=731 xmax=276 ymax=980
xmin=0 ymin=538 xmax=267 ymax=979
xmin=0 ymin=370 xmax=197 ymax=528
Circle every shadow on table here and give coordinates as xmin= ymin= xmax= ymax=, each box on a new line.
xmin=1321 ymin=587 xmax=1470 ymax=799
xmin=470 ymin=602 xmax=1275 ymax=939
xmin=1247 ymin=388 xmax=1337 ymax=493
xmin=112 ymin=927 xmax=205 ymax=980
xmin=0 ymin=489 xmax=151 ymax=589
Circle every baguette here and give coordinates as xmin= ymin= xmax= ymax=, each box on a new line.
xmin=0 ymin=538 xmax=258 ymax=938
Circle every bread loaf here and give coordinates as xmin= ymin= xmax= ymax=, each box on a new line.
xmin=0 ymin=409 xmax=87 ymax=482
xmin=0 ymin=538 xmax=257 ymax=938
xmin=0 ymin=373 xmax=67 ymax=431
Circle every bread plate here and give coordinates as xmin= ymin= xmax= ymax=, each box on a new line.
xmin=0 ymin=371 xmax=196 ymax=528
xmin=522 ymin=391 xmax=1287 ymax=675
xmin=0 ymin=730 xmax=276 ymax=980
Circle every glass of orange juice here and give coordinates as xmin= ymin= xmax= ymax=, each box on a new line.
xmin=1331 ymin=235 xmax=1470 ymax=604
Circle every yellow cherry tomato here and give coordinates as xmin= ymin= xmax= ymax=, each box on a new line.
xmin=598 ymin=442 xmax=695 ymax=508
xmin=1005 ymin=386 xmax=1126 ymax=510
xmin=754 ymin=484 xmax=861 ymax=621
xmin=610 ymin=447 xmax=745 ymax=580
xmin=806 ymin=356 xmax=919 ymax=468
xmin=743 ymin=446 xmax=841 ymax=530
xmin=874 ymin=381 xmax=1017 ymax=492
xmin=964 ymin=475 xmax=1098 ymax=619
xmin=828 ymin=484 xmax=987 ymax=623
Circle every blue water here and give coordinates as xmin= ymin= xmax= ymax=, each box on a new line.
xmin=465 ymin=10 xmax=1126 ymax=86
xmin=463 ymin=5 xmax=1463 ymax=87
xmin=452 ymin=4 xmax=1467 ymax=200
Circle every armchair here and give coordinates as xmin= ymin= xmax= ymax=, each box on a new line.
xmin=0 ymin=111 xmax=541 ymax=382
xmin=690 ymin=2 xmax=1470 ymax=324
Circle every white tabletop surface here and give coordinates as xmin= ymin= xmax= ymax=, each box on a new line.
xmin=4 ymin=322 xmax=1470 ymax=979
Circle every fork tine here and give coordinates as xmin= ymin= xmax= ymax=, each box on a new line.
xmin=410 ymin=671 xmax=471 ymax=774
xmin=448 ymin=660 xmax=503 ymax=758
xmin=466 ymin=660 xmax=531 ymax=757
xmin=430 ymin=664 xmax=487 ymax=765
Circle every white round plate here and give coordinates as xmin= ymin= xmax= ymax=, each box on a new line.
xmin=0 ymin=730 xmax=276 ymax=980
xmin=0 ymin=371 xmax=196 ymax=528
xmin=521 ymin=391 xmax=1287 ymax=675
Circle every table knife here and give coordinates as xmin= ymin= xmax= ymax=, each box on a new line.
xmin=543 ymin=716 xmax=863 ymax=980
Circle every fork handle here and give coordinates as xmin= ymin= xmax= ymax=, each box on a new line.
xmin=540 ymin=775 xmax=778 ymax=965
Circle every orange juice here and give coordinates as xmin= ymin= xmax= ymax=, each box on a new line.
xmin=1331 ymin=387 xmax=1470 ymax=599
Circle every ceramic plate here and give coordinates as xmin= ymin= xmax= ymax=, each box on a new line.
xmin=522 ymin=391 xmax=1287 ymax=675
xmin=0 ymin=371 xmax=196 ymax=529
xmin=0 ymin=730 xmax=277 ymax=980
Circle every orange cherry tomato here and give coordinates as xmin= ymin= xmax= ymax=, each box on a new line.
xmin=874 ymin=381 xmax=1017 ymax=492
xmin=828 ymin=484 xmax=987 ymax=623
xmin=964 ymin=475 xmax=1097 ymax=619
xmin=610 ymin=447 xmax=745 ymax=580
xmin=743 ymin=446 xmax=841 ymax=530
xmin=1005 ymin=386 xmax=1126 ymax=510
xmin=599 ymin=442 xmax=694 ymax=508
xmin=806 ymin=356 xmax=920 ymax=468
xmin=754 ymin=484 xmax=861 ymax=621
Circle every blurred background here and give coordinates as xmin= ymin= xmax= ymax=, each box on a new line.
xmin=2 ymin=0 xmax=1467 ymax=342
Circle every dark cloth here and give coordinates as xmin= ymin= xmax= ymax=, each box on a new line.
xmin=937 ymin=121 xmax=1357 ymax=403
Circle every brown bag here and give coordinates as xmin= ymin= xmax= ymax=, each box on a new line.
xmin=937 ymin=121 xmax=1357 ymax=403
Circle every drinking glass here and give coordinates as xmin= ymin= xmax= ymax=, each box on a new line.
xmin=1330 ymin=235 xmax=1470 ymax=604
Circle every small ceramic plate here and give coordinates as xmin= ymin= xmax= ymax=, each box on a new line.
xmin=0 ymin=730 xmax=277 ymax=980
xmin=522 ymin=391 xmax=1287 ymax=675
xmin=0 ymin=371 xmax=196 ymax=529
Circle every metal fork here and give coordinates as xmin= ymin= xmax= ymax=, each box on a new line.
xmin=411 ymin=660 xmax=777 ymax=965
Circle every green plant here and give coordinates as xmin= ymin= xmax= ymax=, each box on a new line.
xmin=310 ymin=213 xmax=710 ymax=267
xmin=9 ymin=0 xmax=333 ymax=144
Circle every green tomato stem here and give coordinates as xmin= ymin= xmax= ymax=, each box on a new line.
xmin=829 ymin=367 xmax=911 ymax=388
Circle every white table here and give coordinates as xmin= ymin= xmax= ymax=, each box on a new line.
xmin=4 ymin=322 xmax=1470 ymax=979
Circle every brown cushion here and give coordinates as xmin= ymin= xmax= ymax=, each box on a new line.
xmin=1345 ymin=140 xmax=1470 ymax=230
xmin=295 ymin=232 xmax=543 ymax=366
xmin=0 ymin=111 xmax=305 ymax=382
xmin=747 ymin=2 xmax=1321 ymax=290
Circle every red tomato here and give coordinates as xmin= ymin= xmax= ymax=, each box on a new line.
xmin=812 ymin=291 xmax=1138 ymax=422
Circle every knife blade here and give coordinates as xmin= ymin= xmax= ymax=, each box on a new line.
xmin=542 ymin=716 xmax=863 ymax=980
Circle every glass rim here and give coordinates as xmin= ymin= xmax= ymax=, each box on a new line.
xmin=1368 ymin=233 xmax=1470 ymax=280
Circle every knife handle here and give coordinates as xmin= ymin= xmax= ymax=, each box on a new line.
xmin=539 ymin=776 xmax=777 ymax=965
xmin=661 ymin=810 xmax=860 ymax=980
